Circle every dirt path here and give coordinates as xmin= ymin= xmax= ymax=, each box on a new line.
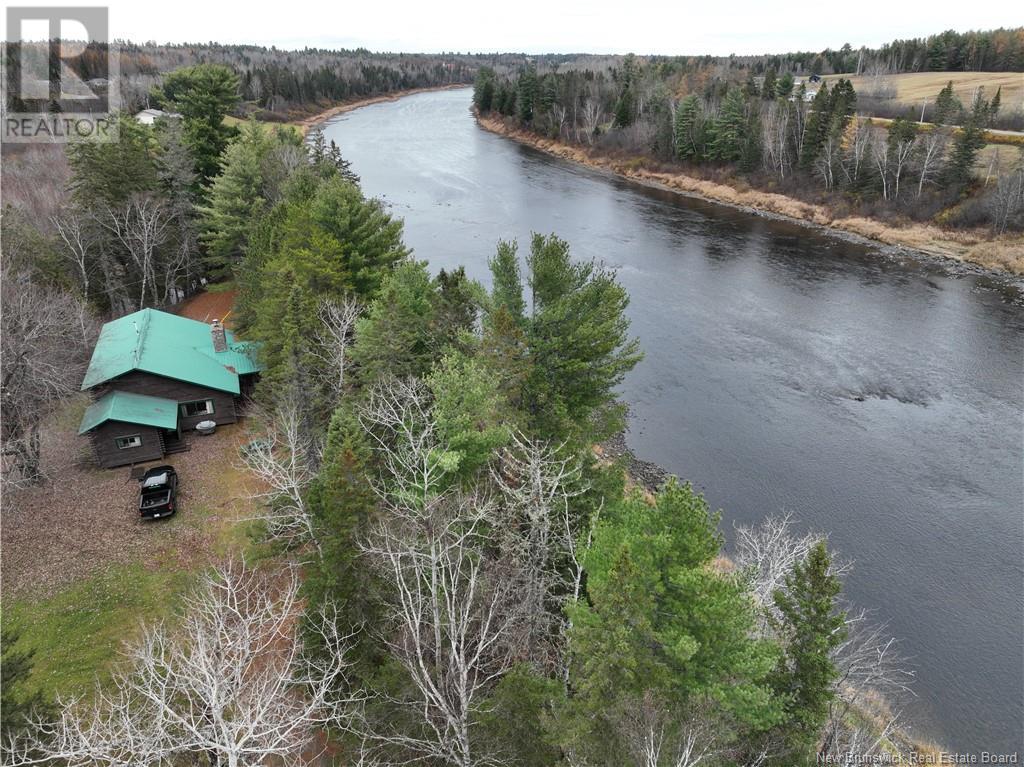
xmin=174 ymin=288 xmax=238 ymax=327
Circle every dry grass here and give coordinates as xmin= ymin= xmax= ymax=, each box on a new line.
xmin=476 ymin=114 xmax=1024 ymax=275
xmin=824 ymin=71 xmax=1024 ymax=110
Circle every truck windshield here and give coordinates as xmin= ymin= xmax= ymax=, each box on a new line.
xmin=142 ymin=473 xmax=168 ymax=488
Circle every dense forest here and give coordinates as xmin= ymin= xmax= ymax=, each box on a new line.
xmin=473 ymin=50 xmax=1024 ymax=237
xmin=1 ymin=62 xmax=920 ymax=766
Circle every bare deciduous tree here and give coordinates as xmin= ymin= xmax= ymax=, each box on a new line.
xmin=358 ymin=488 xmax=520 ymax=767
xmin=761 ymin=101 xmax=791 ymax=179
xmin=241 ymin=395 xmax=321 ymax=553
xmin=916 ymin=131 xmax=948 ymax=198
xmin=312 ymin=295 xmax=362 ymax=403
xmin=1 ymin=266 xmax=98 ymax=485
xmin=614 ymin=693 xmax=716 ymax=767
xmin=734 ymin=513 xmax=826 ymax=626
xmin=101 ymin=194 xmax=173 ymax=309
xmin=491 ymin=431 xmax=589 ymax=673
xmin=358 ymin=376 xmax=453 ymax=507
xmin=6 ymin=562 xmax=359 ymax=767
xmin=51 ymin=208 xmax=99 ymax=302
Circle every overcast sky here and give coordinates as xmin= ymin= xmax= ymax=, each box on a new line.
xmin=5 ymin=0 xmax=1020 ymax=55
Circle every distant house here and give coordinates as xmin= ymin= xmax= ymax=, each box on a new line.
xmin=78 ymin=309 xmax=262 ymax=469
xmin=134 ymin=108 xmax=181 ymax=125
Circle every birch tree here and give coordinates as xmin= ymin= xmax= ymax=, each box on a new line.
xmin=6 ymin=562 xmax=359 ymax=767
xmin=916 ymin=131 xmax=948 ymax=198
xmin=241 ymin=395 xmax=321 ymax=552
xmin=101 ymin=194 xmax=173 ymax=309
xmin=1 ymin=267 xmax=98 ymax=484
xmin=490 ymin=431 xmax=589 ymax=673
xmin=358 ymin=488 xmax=521 ymax=767
xmin=312 ymin=295 xmax=363 ymax=403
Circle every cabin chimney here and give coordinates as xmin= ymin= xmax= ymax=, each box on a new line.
xmin=211 ymin=318 xmax=228 ymax=353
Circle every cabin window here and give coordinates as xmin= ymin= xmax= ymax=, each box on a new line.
xmin=181 ymin=399 xmax=215 ymax=417
xmin=116 ymin=435 xmax=142 ymax=449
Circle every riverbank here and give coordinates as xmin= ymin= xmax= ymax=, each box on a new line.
xmin=295 ymin=84 xmax=471 ymax=133
xmin=475 ymin=113 xmax=1023 ymax=277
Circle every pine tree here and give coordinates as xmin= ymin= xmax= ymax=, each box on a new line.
xmin=770 ymin=542 xmax=846 ymax=762
xmin=933 ymin=80 xmax=963 ymax=125
xmin=674 ymin=95 xmax=704 ymax=162
xmin=762 ymin=68 xmax=777 ymax=100
xmin=777 ymin=71 xmax=795 ymax=100
xmin=561 ymin=481 xmax=783 ymax=763
xmin=945 ymin=92 xmax=990 ymax=185
xmin=473 ymin=67 xmax=496 ymax=113
xmin=199 ymin=120 xmax=273 ymax=275
xmin=613 ymin=88 xmax=636 ymax=129
xmin=488 ymin=239 xmax=526 ymax=320
xmin=800 ymin=82 xmax=832 ymax=169
xmin=990 ymin=86 xmax=1002 ymax=119
xmin=161 ymin=63 xmax=241 ymax=184
xmin=517 ymin=66 xmax=539 ymax=123
xmin=350 ymin=260 xmax=439 ymax=383
xmin=302 ymin=405 xmax=382 ymax=672
xmin=710 ymin=88 xmax=748 ymax=162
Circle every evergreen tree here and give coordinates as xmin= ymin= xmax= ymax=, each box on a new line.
xmin=517 ymin=66 xmax=539 ymax=123
xmin=770 ymin=542 xmax=846 ymax=761
xmin=524 ymin=234 xmax=642 ymax=441
xmin=613 ymin=88 xmax=636 ymax=129
xmin=800 ymin=82 xmax=832 ymax=169
xmin=161 ymin=64 xmax=241 ymax=184
xmin=744 ymin=73 xmax=760 ymax=99
xmin=945 ymin=93 xmax=990 ymax=185
xmin=199 ymin=119 xmax=274 ymax=276
xmin=350 ymin=260 xmax=438 ymax=383
xmin=302 ymin=405 xmax=383 ymax=672
xmin=432 ymin=266 xmax=481 ymax=353
xmin=561 ymin=481 xmax=783 ymax=764
xmin=488 ymin=239 xmax=526 ymax=320
xmin=933 ymin=80 xmax=963 ymax=125
xmin=762 ymin=68 xmax=778 ymax=100
xmin=710 ymin=88 xmax=748 ymax=162
xmin=427 ymin=352 xmax=513 ymax=479
xmin=777 ymin=71 xmax=795 ymax=99
xmin=473 ymin=66 xmax=496 ymax=113
xmin=989 ymin=86 xmax=1002 ymax=119
xmin=674 ymin=95 xmax=704 ymax=162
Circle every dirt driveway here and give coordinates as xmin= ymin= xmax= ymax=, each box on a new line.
xmin=2 ymin=405 xmax=262 ymax=601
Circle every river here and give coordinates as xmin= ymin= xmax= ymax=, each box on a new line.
xmin=322 ymin=87 xmax=1024 ymax=752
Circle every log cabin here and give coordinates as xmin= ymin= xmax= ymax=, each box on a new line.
xmin=78 ymin=308 xmax=262 ymax=468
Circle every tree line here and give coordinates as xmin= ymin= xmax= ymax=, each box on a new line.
xmin=474 ymin=60 xmax=1024 ymax=234
xmin=6 ymin=64 xmax=915 ymax=763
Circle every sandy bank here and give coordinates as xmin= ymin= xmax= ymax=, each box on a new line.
xmin=476 ymin=114 xmax=1023 ymax=277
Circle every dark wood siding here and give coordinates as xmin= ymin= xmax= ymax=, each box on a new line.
xmin=95 ymin=371 xmax=238 ymax=431
xmin=89 ymin=422 xmax=165 ymax=469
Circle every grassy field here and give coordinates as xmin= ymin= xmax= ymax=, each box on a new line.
xmin=824 ymin=71 xmax=1023 ymax=111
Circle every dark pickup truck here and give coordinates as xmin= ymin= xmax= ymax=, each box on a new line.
xmin=138 ymin=465 xmax=178 ymax=519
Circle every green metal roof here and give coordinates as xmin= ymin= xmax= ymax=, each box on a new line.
xmin=78 ymin=391 xmax=179 ymax=434
xmin=81 ymin=309 xmax=263 ymax=394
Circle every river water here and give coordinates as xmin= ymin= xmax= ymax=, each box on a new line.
xmin=323 ymin=88 xmax=1024 ymax=752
